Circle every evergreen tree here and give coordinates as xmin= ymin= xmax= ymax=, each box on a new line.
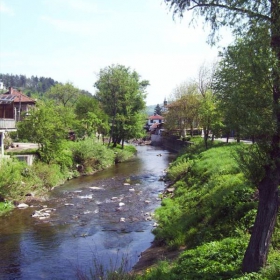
xmin=154 ymin=104 xmax=162 ymax=115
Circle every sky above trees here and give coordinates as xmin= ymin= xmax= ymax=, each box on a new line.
xmin=0 ymin=0 xmax=232 ymax=105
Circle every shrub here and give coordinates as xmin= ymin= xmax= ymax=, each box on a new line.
xmin=31 ymin=162 xmax=65 ymax=191
xmin=166 ymin=155 xmax=193 ymax=181
xmin=172 ymin=237 xmax=249 ymax=279
xmin=0 ymin=158 xmax=30 ymax=199
xmin=0 ymin=201 xmax=14 ymax=215
xmin=71 ymin=138 xmax=115 ymax=172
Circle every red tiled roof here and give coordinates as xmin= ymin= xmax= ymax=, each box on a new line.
xmin=148 ymin=114 xmax=164 ymax=120
xmin=1 ymin=87 xmax=36 ymax=104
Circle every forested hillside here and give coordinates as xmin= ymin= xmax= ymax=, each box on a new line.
xmin=0 ymin=73 xmax=93 ymax=96
xmin=0 ymin=73 xmax=58 ymax=93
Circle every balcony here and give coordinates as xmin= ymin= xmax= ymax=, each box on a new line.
xmin=0 ymin=118 xmax=16 ymax=130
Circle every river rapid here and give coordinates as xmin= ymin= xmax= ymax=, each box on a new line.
xmin=0 ymin=145 xmax=174 ymax=280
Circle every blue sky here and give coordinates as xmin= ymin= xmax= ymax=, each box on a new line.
xmin=0 ymin=0 xmax=232 ymax=105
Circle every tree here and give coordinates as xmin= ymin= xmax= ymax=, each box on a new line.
xmin=74 ymin=94 xmax=109 ymax=139
xmin=198 ymin=91 xmax=222 ymax=149
xmin=164 ymin=0 xmax=280 ymax=272
xmin=17 ymin=101 xmax=69 ymax=164
xmin=197 ymin=62 xmax=220 ymax=147
xmin=214 ymin=29 xmax=273 ymax=144
xmin=154 ymin=104 xmax=162 ymax=115
xmin=165 ymin=80 xmax=201 ymax=136
xmin=46 ymin=82 xmax=80 ymax=107
xmin=94 ymin=64 xmax=149 ymax=148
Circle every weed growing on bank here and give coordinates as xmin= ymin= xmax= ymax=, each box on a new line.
xmin=0 ymin=201 xmax=14 ymax=214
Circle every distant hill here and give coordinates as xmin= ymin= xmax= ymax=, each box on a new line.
xmin=146 ymin=104 xmax=156 ymax=116
xmin=0 ymin=73 xmax=59 ymax=93
xmin=0 ymin=73 xmax=93 ymax=96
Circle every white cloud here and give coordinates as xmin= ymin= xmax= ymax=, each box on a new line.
xmin=0 ymin=1 xmax=15 ymax=16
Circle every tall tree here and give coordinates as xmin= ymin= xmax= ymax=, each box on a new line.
xmin=154 ymin=104 xmax=162 ymax=115
xmin=165 ymin=0 xmax=280 ymax=272
xmin=214 ymin=29 xmax=273 ymax=144
xmin=16 ymin=101 xmax=69 ymax=163
xmin=165 ymin=80 xmax=201 ymax=136
xmin=94 ymin=64 xmax=149 ymax=147
xmin=46 ymin=82 xmax=80 ymax=107
xmin=74 ymin=94 xmax=109 ymax=138
xmin=197 ymin=62 xmax=219 ymax=147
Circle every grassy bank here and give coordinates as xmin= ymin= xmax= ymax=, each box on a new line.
xmin=137 ymin=138 xmax=280 ymax=280
xmin=0 ymin=137 xmax=136 ymax=214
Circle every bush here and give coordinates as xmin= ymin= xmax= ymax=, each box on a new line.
xmin=0 ymin=201 xmax=14 ymax=215
xmin=31 ymin=162 xmax=66 ymax=191
xmin=4 ymin=133 xmax=12 ymax=149
xmin=0 ymin=158 xmax=30 ymax=199
xmin=166 ymin=155 xmax=193 ymax=181
xmin=172 ymin=237 xmax=249 ymax=279
xmin=71 ymin=138 xmax=115 ymax=172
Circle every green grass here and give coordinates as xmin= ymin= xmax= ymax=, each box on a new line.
xmin=139 ymin=139 xmax=280 ymax=280
xmin=154 ymin=142 xmax=257 ymax=249
xmin=0 ymin=201 xmax=14 ymax=215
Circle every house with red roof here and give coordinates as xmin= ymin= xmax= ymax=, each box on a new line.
xmin=0 ymin=87 xmax=36 ymax=157
xmin=1 ymin=87 xmax=36 ymax=121
xmin=148 ymin=114 xmax=164 ymax=126
xmin=146 ymin=114 xmax=165 ymax=133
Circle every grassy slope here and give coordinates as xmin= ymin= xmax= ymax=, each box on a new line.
xmin=138 ymin=139 xmax=280 ymax=280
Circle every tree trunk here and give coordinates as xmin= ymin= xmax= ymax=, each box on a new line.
xmin=242 ymin=165 xmax=279 ymax=272
xmin=203 ymin=127 xmax=208 ymax=149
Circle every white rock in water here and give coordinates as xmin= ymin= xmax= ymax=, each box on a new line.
xmin=123 ymin=183 xmax=130 ymax=186
xmin=120 ymin=217 xmax=126 ymax=222
xmin=119 ymin=202 xmax=125 ymax=207
xmin=89 ymin=186 xmax=103 ymax=190
xmin=17 ymin=203 xmax=29 ymax=209
xmin=78 ymin=194 xmax=93 ymax=199
xmin=32 ymin=211 xmax=50 ymax=218
xmin=129 ymin=188 xmax=135 ymax=192
xmin=39 ymin=216 xmax=48 ymax=220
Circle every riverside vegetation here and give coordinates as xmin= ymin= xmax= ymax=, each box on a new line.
xmin=0 ymin=136 xmax=136 ymax=213
xmin=141 ymin=138 xmax=280 ymax=280
xmin=77 ymin=138 xmax=279 ymax=280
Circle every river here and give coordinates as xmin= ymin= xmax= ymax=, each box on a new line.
xmin=0 ymin=145 xmax=174 ymax=280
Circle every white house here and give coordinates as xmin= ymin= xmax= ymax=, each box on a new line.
xmin=148 ymin=114 xmax=164 ymax=126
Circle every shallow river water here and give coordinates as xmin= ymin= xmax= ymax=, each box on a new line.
xmin=0 ymin=145 xmax=174 ymax=280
